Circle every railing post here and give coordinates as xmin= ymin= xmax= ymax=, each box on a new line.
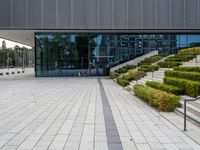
xmin=184 ymin=100 xmax=187 ymax=131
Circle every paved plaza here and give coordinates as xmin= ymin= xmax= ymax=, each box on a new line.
xmin=0 ymin=74 xmax=199 ymax=150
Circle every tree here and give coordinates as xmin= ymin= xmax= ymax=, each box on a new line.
xmin=2 ymin=40 xmax=6 ymax=50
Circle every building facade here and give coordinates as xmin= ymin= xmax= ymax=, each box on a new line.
xmin=0 ymin=0 xmax=200 ymax=76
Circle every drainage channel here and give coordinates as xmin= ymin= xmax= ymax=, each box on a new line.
xmin=98 ymin=78 xmax=123 ymax=150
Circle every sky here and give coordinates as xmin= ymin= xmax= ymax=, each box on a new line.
xmin=0 ymin=38 xmax=32 ymax=49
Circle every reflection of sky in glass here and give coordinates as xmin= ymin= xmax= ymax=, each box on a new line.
xmin=94 ymin=35 xmax=102 ymax=58
xmin=70 ymin=35 xmax=76 ymax=42
xmin=177 ymin=35 xmax=200 ymax=47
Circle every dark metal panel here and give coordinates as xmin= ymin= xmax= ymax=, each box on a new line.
xmin=157 ymin=0 xmax=170 ymax=28
xmin=0 ymin=0 xmax=11 ymax=28
xmin=28 ymin=0 xmax=42 ymax=28
xmin=113 ymin=0 xmax=127 ymax=28
xmin=185 ymin=0 xmax=198 ymax=28
xmin=85 ymin=0 xmax=98 ymax=28
xmin=171 ymin=0 xmax=184 ymax=28
xmin=58 ymin=0 xmax=71 ymax=28
xmin=12 ymin=0 xmax=27 ymax=28
xmin=43 ymin=0 xmax=57 ymax=28
xmin=99 ymin=0 xmax=112 ymax=29
xmin=72 ymin=0 xmax=85 ymax=28
xmin=128 ymin=0 xmax=141 ymax=28
xmin=143 ymin=0 xmax=155 ymax=28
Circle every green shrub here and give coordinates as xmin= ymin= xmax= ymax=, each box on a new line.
xmin=158 ymin=53 xmax=169 ymax=57
xmin=158 ymin=62 xmax=181 ymax=68
xmin=128 ymin=69 xmax=137 ymax=76
xmin=115 ymin=68 xmax=128 ymax=74
xmin=122 ymin=74 xmax=134 ymax=82
xmin=117 ymin=78 xmax=129 ymax=87
xmin=164 ymin=77 xmax=200 ymax=97
xmin=178 ymin=47 xmax=200 ymax=55
xmin=166 ymin=55 xmax=195 ymax=62
xmin=146 ymin=81 xmax=184 ymax=95
xmin=165 ymin=57 xmax=182 ymax=62
xmin=138 ymin=61 xmax=151 ymax=66
xmin=139 ymin=55 xmax=163 ymax=66
xmin=134 ymin=84 xmax=180 ymax=111
xmin=123 ymin=64 xmax=136 ymax=70
xmin=165 ymin=70 xmax=200 ymax=81
xmin=132 ymin=71 xmax=146 ymax=80
xmin=174 ymin=67 xmax=200 ymax=73
xmin=127 ymin=69 xmax=146 ymax=80
xmin=139 ymin=65 xmax=159 ymax=72
xmin=115 ymin=65 xmax=136 ymax=74
xmin=110 ymin=71 xmax=120 ymax=79
xmin=144 ymin=55 xmax=162 ymax=62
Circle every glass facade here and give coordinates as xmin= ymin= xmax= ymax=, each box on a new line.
xmin=35 ymin=33 xmax=200 ymax=77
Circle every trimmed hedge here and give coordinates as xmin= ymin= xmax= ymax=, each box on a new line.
xmin=178 ymin=47 xmax=200 ymax=55
xmin=134 ymin=84 xmax=180 ymax=111
xmin=115 ymin=65 xmax=136 ymax=74
xmin=123 ymin=64 xmax=137 ymax=70
xmin=139 ymin=55 xmax=163 ymax=66
xmin=157 ymin=62 xmax=181 ymax=68
xmin=158 ymin=53 xmax=169 ymax=57
xmin=110 ymin=71 xmax=120 ymax=79
xmin=115 ymin=68 xmax=128 ymax=74
xmin=165 ymin=70 xmax=200 ymax=81
xmin=174 ymin=67 xmax=200 ymax=73
xmin=164 ymin=77 xmax=200 ymax=97
xmin=165 ymin=57 xmax=182 ymax=62
xmin=146 ymin=81 xmax=184 ymax=95
xmin=139 ymin=65 xmax=159 ymax=72
xmin=138 ymin=53 xmax=168 ymax=66
xmin=117 ymin=78 xmax=129 ymax=87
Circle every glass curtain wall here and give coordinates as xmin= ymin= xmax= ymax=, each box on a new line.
xmin=35 ymin=33 xmax=200 ymax=77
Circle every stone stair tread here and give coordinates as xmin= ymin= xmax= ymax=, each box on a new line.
xmin=137 ymin=80 xmax=146 ymax=85
xmin=145 ymin=76 xmax=163 ymax=81
xmin=180 ymin=101 xmax=200 ymax=117
xmin=195 ymin=100 xmax=200 ymax=105
xmin=147 ymin=72 xmax=164 ymax=76
xmin=175 ymin=107 xmax=200 ymax=126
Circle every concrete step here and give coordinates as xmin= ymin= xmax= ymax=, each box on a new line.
xmin=145 ymin=76 xmax=163 ymax=83
xmin=175 ymin=107 xmax=200 ymax=127
xmin=152 ymin=74 xmax=164 ymax=79
xmin=159 ymin=68 xmax=173 ymax=71
xmin=137 ymin=80 xmax=146 ymax=85
xmin=180 ymin=101 xmax=200 ymax=117
xmin=147 ymin=72 xmax=164 ymax=76
xmin=130 ymin=81 xmax=136 ymax=86
xmin=194 ymin=100 xmax=200 ymax=106
xmin=141 ymin=77 xmax=153 ymax=82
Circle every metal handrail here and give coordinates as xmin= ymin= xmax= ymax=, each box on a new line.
xmin=181 ymin=95 xmax=200 ymax=131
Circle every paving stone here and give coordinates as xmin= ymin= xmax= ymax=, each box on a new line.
xmin=0 ymin=76 xmax=199 ymax=150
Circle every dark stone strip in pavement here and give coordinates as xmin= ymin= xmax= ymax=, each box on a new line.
xmin=98 ymin=79 xmax=123 ymax=150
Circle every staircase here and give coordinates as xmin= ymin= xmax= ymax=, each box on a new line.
xmin=176 ymin=55 xmax=200 ymax=126
xmin=175 ymin=98 xmax=200 ymax=126
xmin=129 ymin=68 xmax=170 ymax=87
xmin=128 ymin=54 xmax=200 ymax=126
xmin=111 ymin=50 xmax=158 ymax=72
xmin=182 ymin=55 xmax=200 ymax=67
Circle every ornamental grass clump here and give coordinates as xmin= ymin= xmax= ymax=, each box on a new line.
xmin=110 ymin=71 xmax=120 ymax=79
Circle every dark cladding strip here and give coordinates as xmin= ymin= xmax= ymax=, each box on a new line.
xmin=98 ymin=79 xmax=123 ymax=150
